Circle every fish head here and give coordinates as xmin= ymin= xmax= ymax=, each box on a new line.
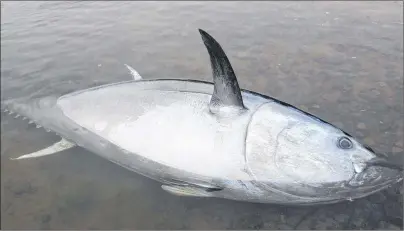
xmin=245 ymin=102 xmax=402 ymax=203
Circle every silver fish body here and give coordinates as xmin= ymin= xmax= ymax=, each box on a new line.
xmin=2 ymin=29 xmax=402 ymax=205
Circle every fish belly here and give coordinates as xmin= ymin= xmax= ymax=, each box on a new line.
xmin=57 ymin=86 xmax=252 ymax=179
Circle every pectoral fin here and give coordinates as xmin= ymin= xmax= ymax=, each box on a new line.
xmin=10 ymin=138 xmax=76 ymax=160
xmin=161 ymin=185 xmax=215 ymax=197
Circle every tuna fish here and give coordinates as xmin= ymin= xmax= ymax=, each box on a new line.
xmin=2 ymin=29 xmax=402 ymax=205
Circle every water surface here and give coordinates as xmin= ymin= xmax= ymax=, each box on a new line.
xmin=1 ymin=1 xmax=403 ymax=229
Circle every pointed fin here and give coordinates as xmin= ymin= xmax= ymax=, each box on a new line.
xmin=10 ymin=138 xmax=76 ymax=160
xmin=161 ymin=185 xmax=214 ymax=197
xmin=161 ymin=178 xmax=224 ymax=190
xmin=198 ymin=29 xmax=246 ymax=114
xmin=124 ymin=64 xmax=143 ymax=80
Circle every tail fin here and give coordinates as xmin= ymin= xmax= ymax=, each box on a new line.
xmin=2 ymin=97 xmax=77 ymax=160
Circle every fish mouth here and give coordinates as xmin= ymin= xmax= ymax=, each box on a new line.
xmin=344 ymin=158 xmax=403 ymax=197
xmin=255 ymin=157 xmax=403 ymax=204
xmin=365 ymin=157 xmax=403 ymax=171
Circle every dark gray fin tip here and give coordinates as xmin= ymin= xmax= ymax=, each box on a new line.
xmin=198 ymin=29 xmax=245 ymax=112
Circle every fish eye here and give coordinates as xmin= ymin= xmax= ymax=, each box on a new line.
xmin=338 ymin=137 xmax=353 ymax=149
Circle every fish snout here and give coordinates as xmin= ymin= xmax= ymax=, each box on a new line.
xmin=347 ymin=157 xmax=403 ymax=192
xmin=365 ymin=157 xmax=403 ymax=171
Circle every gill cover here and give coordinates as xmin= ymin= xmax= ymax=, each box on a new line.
xmin=245 ymin=103 xmax=356 ymax=185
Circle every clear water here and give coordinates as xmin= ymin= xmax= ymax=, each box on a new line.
xmin=1 ymin=1 xmax=403 ymax=229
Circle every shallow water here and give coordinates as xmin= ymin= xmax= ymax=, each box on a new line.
xmin=1 ymin=1 xmax=403 ymax=229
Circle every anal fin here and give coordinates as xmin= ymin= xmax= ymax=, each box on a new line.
xmin=10 ymin=138 xmax=76 ymax=160
xmin=161 ymin=185 xmax=214 ymax=197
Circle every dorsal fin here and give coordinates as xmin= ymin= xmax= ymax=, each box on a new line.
xmin=198 ymin=29 xmax=246 ymax=114
xmin=124 ymin=64 xmax=143 ymax=80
